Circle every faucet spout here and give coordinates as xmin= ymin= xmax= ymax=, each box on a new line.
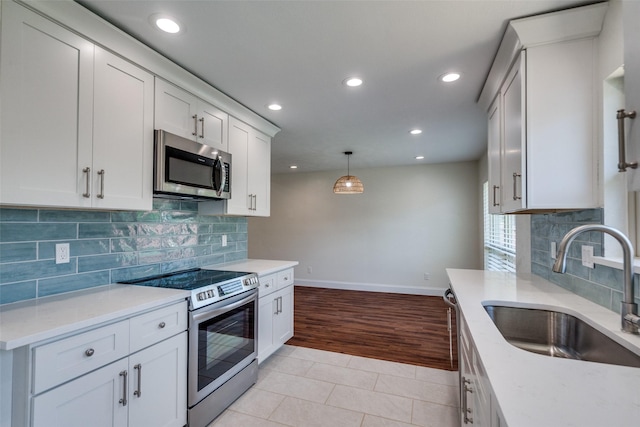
xmin=552 ymin=224 xmax=638 ymax=334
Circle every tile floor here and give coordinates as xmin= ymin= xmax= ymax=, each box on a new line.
xmin=208 ymin=345 xmax=460 ymax=427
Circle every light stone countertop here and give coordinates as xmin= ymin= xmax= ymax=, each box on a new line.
xmin=0 ymin=285 xmax=189 ymax=351
xmin=207 ymin=259 xmax=299 ymax=276
xmin=447 ymin=268 xmax=640 ymax=427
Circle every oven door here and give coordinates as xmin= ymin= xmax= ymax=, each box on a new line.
xmin=188 ymin=288 xmax=257 ymax=407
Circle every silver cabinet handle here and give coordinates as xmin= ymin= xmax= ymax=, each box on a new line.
xmin=119 ymin=370 xmax=128 ymax=406
xmin=97 ymin=169 xmax=105 ymax=199
xmin=512 ymin=172 xmax=521 ymax=201
xmin=82 ymin=167 xmax=91 ymax=198
xmin=192 ymin=114 xmax=198 ymax=136
xmin=133 ymin=364 xmax=142 ymax=397
xmin=199 ymin=116 xmax=205 ymax=139
xmin=462 ymin=376 xmax=473 ymax=424
xmin=253 ymin=194 xmax=257 ymax=211
xmin=248 ymin=194 xmax=253 ymax=210
xmin=278 ymin=296 xmax=283 ymax=314
xmin=492 ymin=185 xmax=499 ymax=207
xmin=84 ymin=348 xmax=95 ymax=357
xmin=158 ymin=321 xmax=166 ymax=329
xmin=617 ymin=109 xmax=638 ymax=172
xmin=273 ymin=298 xmax=278 ymax=315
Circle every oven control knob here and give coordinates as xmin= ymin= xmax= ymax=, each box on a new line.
xmin=207 ymin=290 xmax=214 ymax=298
xmin=197 ymin=292 xmax=206 ymax=301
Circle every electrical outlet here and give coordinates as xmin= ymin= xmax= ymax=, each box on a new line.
xmin=307 ymin=266 xmax=312 ymax=274
xmin=550 ymin=241 xmax=557 ymax=259
xmin=424 ymin=273 xmax=430 ymax=281
xmin=221 ymin=235 xmax=227 ymax=247
xmin=582 ymin=245 xmax=594 ymax=268
xmin=56 ymin=243 xmax=70 ymax=264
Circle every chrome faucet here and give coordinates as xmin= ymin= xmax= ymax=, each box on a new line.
xmin=552 ymin=224 xmax=640 ymax=334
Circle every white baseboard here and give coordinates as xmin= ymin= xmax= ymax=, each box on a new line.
xmin=294 ymin=279 xmax=446 ymax=296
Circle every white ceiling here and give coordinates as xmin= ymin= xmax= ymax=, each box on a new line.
xmin=77 ymin=0 xmax=596 ymax=174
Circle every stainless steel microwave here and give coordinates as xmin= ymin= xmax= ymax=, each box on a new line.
xmin=154 ymin=130 xmax=231 ymax=200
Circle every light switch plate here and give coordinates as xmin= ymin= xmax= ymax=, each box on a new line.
xmin=581 ymin=245 xmax=594 ymax=269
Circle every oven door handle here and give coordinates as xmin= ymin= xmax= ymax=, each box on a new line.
xmin=191 ymin=291 xmax=257 ymax=322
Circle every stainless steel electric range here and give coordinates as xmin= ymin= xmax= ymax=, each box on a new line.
xmin=121 ymin=268 xmax=259 ymax=427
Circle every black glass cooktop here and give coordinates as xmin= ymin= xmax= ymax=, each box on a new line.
xmin=119 ymin=268 xmax=250 ymax=291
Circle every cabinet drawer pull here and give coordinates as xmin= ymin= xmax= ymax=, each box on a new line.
xmin=199 ymin=116 xmax=205 ymax=139
xmin=119 ymin=370 xmax=128 ymax=406
xmin=158 ymin=321 xmax=166 ymax=329
xmin=512 ymin=172 xmax=522 ymax=201
xmin=82 ymin=167 xmax=91 ymax=198
xmin=84 ymin=348 xmax=95 ymax=357
xmin=617 ymin=109 xmax=638 ymax=172
xmin=97 ymin=169 xmax=105 ymax=199
xmin=192 ymin=114 xmax=198 ymax=136
xmin=134 ymin=363 xmax=142 ymax=397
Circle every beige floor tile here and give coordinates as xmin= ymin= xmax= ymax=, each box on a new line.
xmin=228 ymin=387 xmax=286 ymax=419
xmin=415 ymin=366 xmax=458 ymax=387
xmin=375 ymin=374 xmax=459 ymax=407
xmin=347 ymin=356 xmax=417 ymax=378
xmin=305 ymin=362 xmax=379 ymax=390
xmin=255 ymin=370 xmax=335 ymax=403
xmin=326 ymin=384 xmax=413 ymax=423
xmin=361 ymin=414 xmax=416 ymax=427
xmin=288 ymin=346 xmax=353 ymax=366
xmin=260 ymin=353 xmax=316 ymax=376
xmin=269 ymin=396 xmax=364 ymax=427
xmin=411 ymin=400 xmax=459 ymax=427
xmin=207 ymin=410 xmax=287 ymax=427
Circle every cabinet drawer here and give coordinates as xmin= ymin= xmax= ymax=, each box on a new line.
xmin=130 ymin=301 xmax=187 ymax=353
xmin=259 ymin=273 xmax=277 ymax=297
xmin=32 ymin=320 xmax=129 ymax=394
xmin=276 ymin=268 xmax=294 ymax=290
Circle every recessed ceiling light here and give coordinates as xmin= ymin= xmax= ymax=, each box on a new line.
xmin=415 ymin=156 xmax=425 ymax=160
xmin=343 ymin=77 xmax=363 ymax=87
xmin=152 ymin=15 xmax=181 ymax=34
xmin=440 ymin=72 xmax=461 ymax=83
xmin=290 ymin=165 xmax=298 ymax=169
xmin=410 ymin=129 xmax=422 ymax=135
xmin=267 ymin=103 xmax=282 ymax=111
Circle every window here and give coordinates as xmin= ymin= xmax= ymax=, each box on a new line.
xmin=483 ymin=181 xmax=517 ymax=271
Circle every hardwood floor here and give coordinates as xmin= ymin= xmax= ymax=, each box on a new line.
xmin=286 ymin=286 xmax=458 ymax=371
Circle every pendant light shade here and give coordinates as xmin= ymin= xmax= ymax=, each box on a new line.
xmin=333 ymin=151 xmax=364 ymax=194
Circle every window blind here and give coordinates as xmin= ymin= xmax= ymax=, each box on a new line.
xmin=483 ymin=182 xmax=516 ymax=272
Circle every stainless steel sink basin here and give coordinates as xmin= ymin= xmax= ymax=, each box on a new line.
xmin=484 ymin=305 xmax=640 ymax=368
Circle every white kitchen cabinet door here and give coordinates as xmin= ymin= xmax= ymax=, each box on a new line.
xmin=273 ymin=286 xmax=293 ymax=344
xmin=32 ymin=358 xmax=129 ymax=427
xmin=248 ymin=130 xmax=272 ymax=216
xmin=258 ymin=294 xmax=276 ymax=363
xmin=155 ymin=79 xmax=199 ymax=141
xmin=128 ymin=332 xmax=187 ymax=427
xmin=500 ymin=52 xmax=526 ymax=213
xmin=198 ymin=102 xmax=229 ymax=152
xmin=487 ymin=96 xmax=502 ymax=214
xmin=92 ymin=48 xmax=154 ymax=210
xmin=0 ymin=0 xmax=94 ymax=207
xmin=623 ymin=0 xmax=640 ymax=191
xmin=226 ymin=118 xmax=251 ymax=215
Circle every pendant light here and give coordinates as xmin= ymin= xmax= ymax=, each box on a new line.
xmin=333 ymin=151 xmax=364 ymax=194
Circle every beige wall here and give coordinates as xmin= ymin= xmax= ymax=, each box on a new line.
xmin=248 ymin=161 xmax=481 ymax=294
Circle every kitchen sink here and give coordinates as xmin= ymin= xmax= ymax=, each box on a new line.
xmin=483 ymin=304 xmax=640 ymax=368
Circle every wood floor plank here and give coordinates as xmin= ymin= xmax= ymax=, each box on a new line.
xmin=286 ymin=286 xmax=458 ymax=371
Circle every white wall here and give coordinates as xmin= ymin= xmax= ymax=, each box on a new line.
xmin=248 ymin=161 xmax=481 ymax=294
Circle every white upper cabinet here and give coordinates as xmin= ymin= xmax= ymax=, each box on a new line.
xmin=623 ymin=0 xmax=640 ymax=191
xmin=0 ymin=0 xmax=94 ymax=207
xmin=479 ymin=3 xmax=607 ymax=213
xmin=155 ymin=79 xmax=229 ymax=152
xmin=202 ymin=117 xmax=271 ymax=217
xmin=0 ymin=1 xmax=154 ymax=210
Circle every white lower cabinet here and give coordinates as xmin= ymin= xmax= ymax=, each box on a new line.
xmin=17 ymin=301 xmax=188 ymax=427
xmin=257 ymin=269 xmax=294 ymax=363
xmin=459 ymin=313 xmax=503 ymax=427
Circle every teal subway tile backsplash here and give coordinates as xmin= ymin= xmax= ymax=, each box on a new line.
xmin=531 ymin=208 xmax=640 ymax=312
xmin=0 ymin=202 xmax=248 ymax=304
